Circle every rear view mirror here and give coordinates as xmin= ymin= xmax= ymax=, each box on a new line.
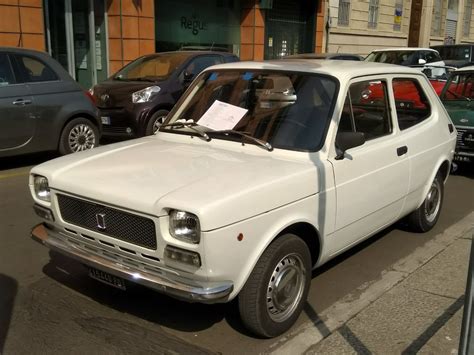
xmin=335 ymin=132 xmax=366 ymax=160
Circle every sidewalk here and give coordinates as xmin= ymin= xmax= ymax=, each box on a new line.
xmin=270 ymin=212 xmax=474 ymax=355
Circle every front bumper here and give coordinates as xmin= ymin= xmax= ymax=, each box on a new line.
xmin=31 ymin=223 xmax=233 ymax=303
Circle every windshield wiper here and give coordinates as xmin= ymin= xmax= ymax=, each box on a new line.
xmin=210 ymin=130 xmax=273 ymax=151
xmin=160 ymin=121 xmax=211 ymax=141
xmin=127 ymin=77 xmax=157 ymax=82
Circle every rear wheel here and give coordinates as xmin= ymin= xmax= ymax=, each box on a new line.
xmin=238 ymin=234 xmax=311 ymax=338
xmin=406 ymin=172 xmax=444 ymax=232
xmin=145 ymin=109 xmax=169 ymax=136
xmin=58 ymin=118 xmax=99 ymax=155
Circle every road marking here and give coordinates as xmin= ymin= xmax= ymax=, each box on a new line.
xmin=268 ymin=212 xmax=474 ymax=355
xmin=0 ymin=170 xmax=29 ymax=180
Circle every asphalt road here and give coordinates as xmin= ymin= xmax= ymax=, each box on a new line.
xmin=0 ymin=153 xmax=473 ymax=354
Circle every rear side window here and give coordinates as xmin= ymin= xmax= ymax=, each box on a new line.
xmin=0 ymin=53 xmax=15 ymax=86
xmin=338 ymin=80 xmax=392 ymax=140
xmin=392 ymin=78 xmax=431 ymax=130
xmin=15 ymin=55 xmax=58 ymax=82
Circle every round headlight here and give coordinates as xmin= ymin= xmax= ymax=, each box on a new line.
xmin=34 ymin=175 xmax=50 ymax=202
xmin=169 ymin=210 xmax=200 ymax=244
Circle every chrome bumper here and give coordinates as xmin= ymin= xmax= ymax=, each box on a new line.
xmin=31 ymin=223 xmax=233 ymax=303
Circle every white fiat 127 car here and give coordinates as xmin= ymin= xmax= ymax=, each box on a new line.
xmin=30 ymin=61 xmax=456 ymax=337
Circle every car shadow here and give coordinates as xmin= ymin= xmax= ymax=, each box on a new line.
xmin=42 ymin=251 xmax=230 ymax=334
xmin=452 ymin=163 xmax=474 ymax=179
xmin=0 ymin=274 xmax=18 ymax=353
xmin=0 ymin=152 xmax=59 ymax=171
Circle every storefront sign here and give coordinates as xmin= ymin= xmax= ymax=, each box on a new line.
xmin=181 ymin=15 xmax=208 ymax=35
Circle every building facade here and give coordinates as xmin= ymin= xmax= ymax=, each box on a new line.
xmin=0 ymin=0 xmax=324 ymax=88
xmin=326 ymin=0 xmax=474 ymax=56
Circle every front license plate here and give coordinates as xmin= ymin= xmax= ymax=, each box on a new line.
xmin=88 ymin=267 xmax=126 ymax=290
xmin=454 ymin=155 xmax=472 ymax=162
xmin=101 ymin=116 xmax=111 ymax=125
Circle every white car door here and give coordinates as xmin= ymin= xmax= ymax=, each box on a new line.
xmin=327 ymin=77 xmax=410 ymax=256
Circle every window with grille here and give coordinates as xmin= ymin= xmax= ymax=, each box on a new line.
xmin=464 ymin=0 xmax=473 ymax=37
xmin=338 ymin=0 xmax=351 ymax=26
xmin=432 ymin=0 xmax=442 ymax=36
xmin=368 ymin=0 xmax=379 ymax=29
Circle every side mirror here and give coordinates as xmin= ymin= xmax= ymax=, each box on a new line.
xmin=422 ymin=68 xmax=432 ymax=78
xmin=418 ymin=58 xmax=427 ymax=65
xmin=335 ymin=132 xmax=366 ymax=160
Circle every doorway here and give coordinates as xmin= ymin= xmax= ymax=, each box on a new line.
xmin=264 ymin=0 xmax=316 ymax=59
xmin=408 ymin=0 xmax=422 ymax=47
xmin=45 ymin=0 xmax=108 ymax=88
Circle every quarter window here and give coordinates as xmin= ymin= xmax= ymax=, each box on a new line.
xmin=338 ymin=80 xmax=391 ymax=140
xmin=0 ymin=53 xmax=15 ymax=86
xmin=16 ymin=55 xmax=58 ymax=82
xmin=392 ymin=78 xmax=431 ymax=130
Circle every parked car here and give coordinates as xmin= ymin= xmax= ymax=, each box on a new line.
xmin=365 ymin=47 xmax=447 ymax=77
xmin=439 ymin=66 xmax=474 ymax=164
xmin=30 ymin=61 xmax=456 ymax=338
xmin=91 ymin=51 xmax=239 ymax=139
xmin=0 ymin=47 xmax=100 ymax=158
xmin=284 ymin=52 xmax=364 ymax=61
xmin=431 ymin=44 xmax=474 ymax=68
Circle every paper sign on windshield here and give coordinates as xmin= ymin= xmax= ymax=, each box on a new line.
xmin=198 ymin=100 xmax=248 ymax=131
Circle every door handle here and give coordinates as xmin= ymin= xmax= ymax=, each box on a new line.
xmin=397 ymin=146 xmax=408 ymax=156
xmin=12 ymin=99 xmax=32 ymax=106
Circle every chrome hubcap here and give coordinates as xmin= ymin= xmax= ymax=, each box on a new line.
xmin=424 ymin=179 xmax=441 ymax=223
xmin=266 ymin=254 xmax=306 ymax=322
xmin=152 ymin=115 xmax=167 ymax=134
xmin=68 ymin=124 xmax=96 ymax=152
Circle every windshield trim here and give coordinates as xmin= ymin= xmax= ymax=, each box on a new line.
xmin=159 ymin=69 xmax=340 ymax=153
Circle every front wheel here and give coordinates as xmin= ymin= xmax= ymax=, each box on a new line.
xmin=58 ymin=118 xmax=99 ymax=155
xmin=145 ymin=109 xmax=169 ymax=136
xmin=406 ymin=172 xmax=444 ymax=232
xmin=238 ymin=234 xmax=311 ymax=338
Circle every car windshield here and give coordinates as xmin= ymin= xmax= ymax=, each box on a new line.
xmin=436 ymin=46 xmax=471 ymax=61
xmin=113 ymin=53 xmax=190 ymax=81
xmin=366 ymin=50 xmax=440 ymax=65
xmin=162 ymin=70 xmax=338 ymax=152
xmin=441 ymin=73 xmax=474 ymax=101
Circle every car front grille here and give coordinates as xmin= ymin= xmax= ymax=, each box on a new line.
xmin=456 ymin=128 xmax=474 ymax=151
xmin=57 ymin=194 xmax=157 ymax=249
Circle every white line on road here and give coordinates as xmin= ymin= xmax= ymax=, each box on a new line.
xmin=267 ymin=212 xmax=474 ymax=355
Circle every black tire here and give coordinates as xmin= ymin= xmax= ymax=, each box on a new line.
xmin=406 ymin=172 xmax=444 ymax=232
xmin=58 ymin=118 xmax=99 ymax=155
xmin=238 ymin=233 xmax=312 ymax=338
xmin=145 ymin=109 xmax=169 ymax=136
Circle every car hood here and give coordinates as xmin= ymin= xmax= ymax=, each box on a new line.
xmin=443 ymin=101 xmax=474 ymax=126
xmin=32 ymin=137 xmax=320 ymax=231
xmin=93 ymin=79 xmax=167 ymax=107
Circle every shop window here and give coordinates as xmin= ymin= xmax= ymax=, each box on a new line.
xmin=339 ymin=80 xmax=391 ymax=140
xmin=368 ymin=0 xmax=379 ymax=29
xmin=338 ymin=0 xmax=351 ymax=26
xmin=392 ymin=78 xmax=431 ymax=130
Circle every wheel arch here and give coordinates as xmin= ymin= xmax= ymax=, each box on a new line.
xmin=416 ymin=157 xmax=451 ymax=210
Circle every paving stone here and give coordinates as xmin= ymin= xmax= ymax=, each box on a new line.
xmin=404 ymin=239 xmax=471 ymax=299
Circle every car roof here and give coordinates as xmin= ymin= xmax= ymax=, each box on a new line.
xmin=370 ymin=48 xmax=438 ymax=52
xmin=206 ymin=60 xmax=425 ymax=81
xmin=0 ymin=46 xmax=47 ymax=55
xmin=144 ymin=50 xmax=235 ymax=58
xmin=284 ymin=53 xmax=362 ymax=59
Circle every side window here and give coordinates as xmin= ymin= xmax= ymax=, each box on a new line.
xmin=392 ymin=78 xmax=431 ymax=130
xmin=186 ymin=56 xmax=223 ymax=77
xmin=16 ymin=55 xmax=58 ymax=82
xmin=424 ymin=51 xmax=440 ymax=63
xmin=338 ymin=80 xmax=392 ymax=140
xmin=0 ymin=53 xmax=15 ymax=86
